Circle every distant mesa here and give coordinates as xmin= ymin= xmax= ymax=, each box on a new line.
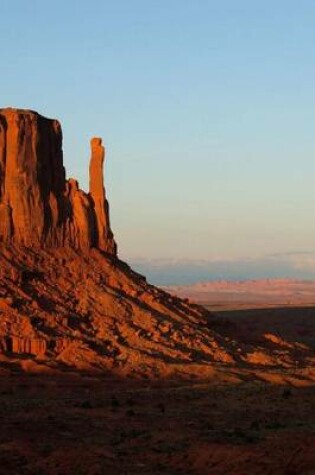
xmin=0 ymin=108 xmax=116 ymax=254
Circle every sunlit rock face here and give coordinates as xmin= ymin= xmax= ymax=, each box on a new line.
xmin=0 ymin=108 xmax=313 ymax=382
xmin=0 ymin=108 xmax=116 ymax=254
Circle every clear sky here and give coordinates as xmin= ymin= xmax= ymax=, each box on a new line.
xmin=2 ymin=1 xmax=315 ymax=282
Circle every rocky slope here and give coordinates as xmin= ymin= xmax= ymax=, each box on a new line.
xmin=0 ymin=108 xmax=314 ymax=382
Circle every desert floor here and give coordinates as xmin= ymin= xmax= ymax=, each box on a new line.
xmin=1 ymin=304 xmax=315 ymax=474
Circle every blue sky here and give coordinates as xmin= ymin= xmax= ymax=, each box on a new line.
xmin=2 ymin=1 xmax=315 ymax=282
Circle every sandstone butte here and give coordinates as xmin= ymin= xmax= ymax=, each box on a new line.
xmin=0 ymin=108 xmax=116 ymax=253
xmin=0 ymin=108 xmax=314 ymax=384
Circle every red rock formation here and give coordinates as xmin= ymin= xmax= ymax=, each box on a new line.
xmin=0 ymin=108 xmax=116 ymax=254
xmin=89 ymin=138 xmax=116 ymax=254
xmin=0 ymin=108 xmax=312 ymax=383
xmin=2 ymin=336 xmax=47 ymax=356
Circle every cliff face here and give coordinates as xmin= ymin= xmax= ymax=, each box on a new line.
xmin=0 ymin=108 xmax=116 ymax=254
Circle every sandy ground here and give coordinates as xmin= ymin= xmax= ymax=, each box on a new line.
xmin=2 ymin=293 xmax=315 ymax=475
xmin=1 ymin=271 xmax=315 ymax=474
xmin=0 ymin=374 xmax=314 ymax=475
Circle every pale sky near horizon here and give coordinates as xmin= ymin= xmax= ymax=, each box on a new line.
xmin=2 ymin=1 xmax=315 ymax=281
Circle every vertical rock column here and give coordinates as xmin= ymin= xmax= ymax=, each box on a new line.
xmin=89 ymin=138 xmax=117 ymax=255
xmin=0 ymin=109 xmax=67 ymax=246
xmin=2 ymin=111 xmax=46 ymax=245
xmin=0 ymin=116 xmax=6 ymax=199
xmin=0 ymin=116 xmax=12 ymax=241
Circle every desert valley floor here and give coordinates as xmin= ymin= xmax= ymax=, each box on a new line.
xmin=1 ymin=298 xmax=315 ymax=475
xmin=0 ymin=109 xmax=314 ymax=474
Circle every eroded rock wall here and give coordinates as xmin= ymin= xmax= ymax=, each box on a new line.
xmin=0 ymin=108 xmax=116 ymax=254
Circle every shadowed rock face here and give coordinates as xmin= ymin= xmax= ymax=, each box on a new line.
xmin=0 ymin=108 xmax=116 ymax=254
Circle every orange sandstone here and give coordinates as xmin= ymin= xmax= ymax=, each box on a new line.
xmin=0 ymin=108 xmax=313 ymax=382
xmin=89 ymin=137 xmax=116 ymax=254
xmin=0 ymin=108 xmax=116 ymax=253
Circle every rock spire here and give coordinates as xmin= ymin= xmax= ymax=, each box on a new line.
xmin=0 ymin=108 xmax=116 ymax=254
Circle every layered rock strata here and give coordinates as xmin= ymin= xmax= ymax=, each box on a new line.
xmin=0 ymin=108 xmax=116 ymax=254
